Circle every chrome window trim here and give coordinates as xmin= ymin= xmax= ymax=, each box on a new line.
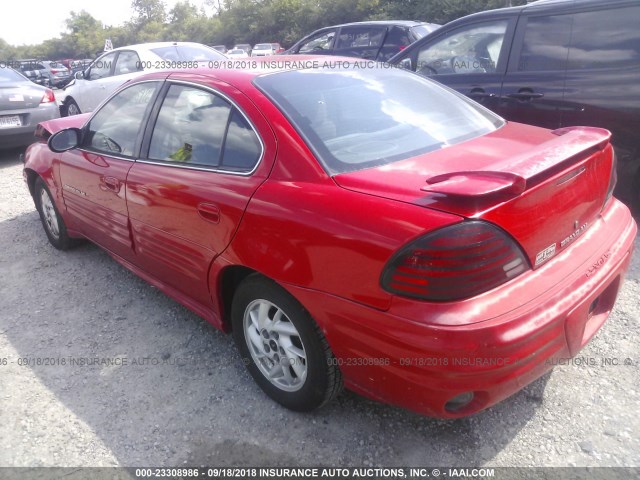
xmin=137 ymin=79 xmax=265 ymax=177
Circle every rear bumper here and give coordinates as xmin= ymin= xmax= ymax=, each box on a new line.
xmin=286 ymin=199 xmax=637 ymax=418
xmin=0 ymin=104 xmax=59 ymax=148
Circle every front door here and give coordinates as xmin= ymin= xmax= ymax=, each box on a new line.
xmin=59 ymin=81 xmax=162 ymax=261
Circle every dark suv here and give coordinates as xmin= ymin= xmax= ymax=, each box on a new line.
xmin=390 ymin=0 xmax=640 ymax=207
xmin=284 ymin=21 xmax=440 ymax=62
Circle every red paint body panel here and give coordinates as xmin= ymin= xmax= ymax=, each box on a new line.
xmin=335 ymin=123 xmax=615 ymax=268
xmin=284 ymin=201 xmax=635 ymax=417
xmin=22 ymin=62 xmax=638 ymax=418
xmin=59 ymin=150 xmax=135 ymax=260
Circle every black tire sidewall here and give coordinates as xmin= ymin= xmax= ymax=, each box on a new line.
xmin=231 ymin=276 xmax=332 ymax=411
xmin=64 ymin=99 xmax=80 ymax=117
xmin=34 ymin=178 xmax=71 ymax=250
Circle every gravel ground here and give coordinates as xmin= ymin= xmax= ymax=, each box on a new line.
xmin=0 ymin=146 xmax=639 ymax=469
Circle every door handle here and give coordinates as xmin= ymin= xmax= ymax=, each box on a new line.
xmin=506 ymin=92 xmax=544 ymax=100
xmin=197 ymin=203 xmax=220 ymax=224
xmin=103 ymin=176 xmax=120 ymax=193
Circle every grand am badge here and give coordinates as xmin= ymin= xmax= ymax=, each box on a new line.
xmin=535 ymin=243 xmax=557 ymax=266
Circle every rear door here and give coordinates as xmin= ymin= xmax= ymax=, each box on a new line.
xmin=401 ymin=16 xmax=516 ymax=113
xmin=498 ymin=12 xmax=572 ymax=128
xmin=125 ymin=73 xmax=276 ymax=308
xmin=560 ymin=1 xmax=640 ymax=180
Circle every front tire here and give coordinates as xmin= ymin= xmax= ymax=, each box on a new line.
xmin=231 ymin=275 xmax=343 ymax=411
xmin=34 ymin=177 xmax=77 ymax=250
xmin=62 ymin=98 xmax=81 ymax=117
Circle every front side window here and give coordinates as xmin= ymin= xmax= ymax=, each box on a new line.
xmin=84 ymin=82 xmax=159 ymax=156
xmin=89 ymin=52 xmax=116 ymax=80
xmin=567 ymin=6 xmax=640 ymax=70
xmin=518 ymin=14 xmax=572 ymax=72
xmin=298 ymin=30 xmax=337 ymax=53
xmin=255 ymin=66 xmax=503 ymax=175
xmin=416 ymin=20 xmax=508 ymax=75
xmin=148 ymin=84 xmax=261 ymax=172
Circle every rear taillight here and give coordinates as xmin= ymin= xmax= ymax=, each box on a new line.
xmin=40 ymin=89 xmax=55 ymax=104
xmin=381 ymin=221 xmax=529 ymax=301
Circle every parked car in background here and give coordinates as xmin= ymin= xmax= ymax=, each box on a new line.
xmin=390 ymin=0 xmax=640 ymax=208
xmin=14 ymin=60 xmax=50 ymax=87
xmin=284 ymin=21 xmax=440 ymax=61
xmin=233 ymin=43 xmax=253 ymax=55
xmin=0 ymin=68 xmax=58 ymax=149
xmin=40 ymin=61 xmax=72 ymax=88
xmin=24 ymin=59 xmax=636 ymax=418
xmin=59 ymin=42 xmax=226 ymax=117
xmin=211 ymin=45 xmax=228 ymax=54
xmin=251 ymin=43 xmax=282 ymax=56
xmin=227 ymin=48 xmax=250 ymax=59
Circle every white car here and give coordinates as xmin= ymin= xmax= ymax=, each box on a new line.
xmin=251 ymin=43 xmax=277 ymax=56
xmin=59 ymin=42 xmax=226 ymax=116
xmin=226 ymin=49 xmax=250 ymax=59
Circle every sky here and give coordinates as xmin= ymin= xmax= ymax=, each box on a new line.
xmin=1 ymin=0 xmax=211 ymax=46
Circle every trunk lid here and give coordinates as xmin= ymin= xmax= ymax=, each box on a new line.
xmin=333 ymin=122 xmax=615 ymax=269
xmin=0 ymin=83 xmax=44 ymax=111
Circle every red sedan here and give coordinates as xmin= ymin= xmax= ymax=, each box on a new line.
xmin=23 ymin=58 xmax=637 ymax=418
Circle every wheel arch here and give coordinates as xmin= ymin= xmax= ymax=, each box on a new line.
xmin=217 ymin=265 xmax=259 ymax=332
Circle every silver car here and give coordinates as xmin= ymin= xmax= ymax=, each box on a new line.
xmin=0 ymin=68 xmax=59 ymax=149
xmin=59 ymin=42 xmax=227 ymax=117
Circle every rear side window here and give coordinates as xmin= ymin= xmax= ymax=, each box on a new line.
xmin=148 ymin=84 xmax=261 ymax=172
xmin=567 ymin=5 xmax=640 ymax=70
xmin=378 ymin=26 xmax=412 ymax=62
xmin=518 ymin=15 xmax=572 ymax=71
xmin=115 ymin=51 xmax=142 ymax=75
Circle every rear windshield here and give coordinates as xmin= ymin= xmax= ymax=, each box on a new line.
xmin=0 ymin=68 xmax=27 ymax=82
xmin=254 ymin=44 xmax=272 ymax=49
xmin=151 ymin=44 xmax=226 ymax=61
xmin=411 ymin=24 xmax=440 ymax=39
xmin=254 ymin=65 xmax=503 ymax=175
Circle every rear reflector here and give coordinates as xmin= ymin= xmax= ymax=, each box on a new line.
xmin=381 ymin=221 xmax=529 ymax=301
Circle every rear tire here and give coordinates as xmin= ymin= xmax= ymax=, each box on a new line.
xmin=231 ymin=275 xmax=343 ymax=411
xmin=34 ymin=177 xmax=78 ymax=250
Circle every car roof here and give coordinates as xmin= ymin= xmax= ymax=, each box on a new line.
xmin=105 ymin=41 xmax=213 ymax=52
xmin=137 ymin=55 xmax=365 ymax=83
xmin=334 ymin=20 xmax=433 ymax=27
xmin=448 ymin=0 xmax=633 ymax=21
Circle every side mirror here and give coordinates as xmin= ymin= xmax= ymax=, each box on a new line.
xmin=75 ymin=71 xmax=84 ymax=79
xmin=399 ymin=57 xmax=413 ymax=71
xmin=48 ymin=128 xmax=82 ymax=153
